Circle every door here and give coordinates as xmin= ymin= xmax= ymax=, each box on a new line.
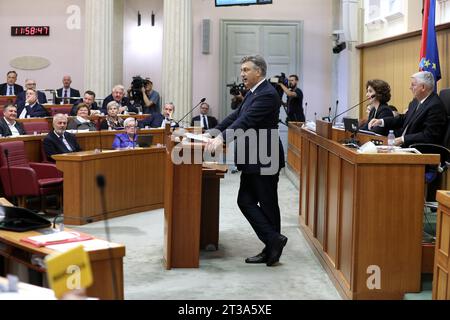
xmin=220 ymin=20 xmax=303 ymax=158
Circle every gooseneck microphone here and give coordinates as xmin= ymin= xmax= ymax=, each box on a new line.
xmin=331 ymin=95 xmax=375 ymax=125
xmin=96 ymin=174 xmax=118 ymax=300
xmin=4 ymin=149 xmax=16 ymax=206
xmin=175 ymin=98 xmax=206 ymax=127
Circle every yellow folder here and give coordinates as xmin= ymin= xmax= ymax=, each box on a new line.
xmin=45 ymin=245 xmax=93 ymax=299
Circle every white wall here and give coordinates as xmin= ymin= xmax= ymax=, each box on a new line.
xmin=0 ymin=0 xmax=85 ymax=94
xmin=123 ymin=0 xmax=164 ymax=93
xmin=191 ymin=0 xmax=333 ymax=120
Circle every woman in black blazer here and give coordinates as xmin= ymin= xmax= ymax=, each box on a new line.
xmin=360 ymin=79 xmax=394 ymax=136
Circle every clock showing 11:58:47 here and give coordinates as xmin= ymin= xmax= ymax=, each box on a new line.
xmin=11 ymin=26 xmax=50 ymax=36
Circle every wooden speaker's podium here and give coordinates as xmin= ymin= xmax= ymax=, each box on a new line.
xmin=163 ymin=127 xmax=226 ymax=269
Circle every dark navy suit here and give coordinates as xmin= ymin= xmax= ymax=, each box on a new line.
xmin=0 ymin=83 xmax=24 ymax=96
xmin=17 ymin=103 xmax=48 ymax=118
xmin=15 ymin=90 xmax=47 ymax=107
xmin=360 ymin=103 xmax=394 ymax=136
xmin=384 ymin=92 xmax=447 ymax=147
xmin=0 ymin=118 xmax=25 ymax=136
xmin=55 ymin=88 xmax=81 ymax=105
xmin=43 ymin=131 xmax=81 ymax=162
xmin=215 ymin=79 xmax=285 ymax=251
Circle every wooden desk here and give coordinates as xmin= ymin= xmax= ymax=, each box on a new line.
xmin=0 ymin=198 xmax=125 ymax=299
xmin=0 ymin=128 xmax=165 ymax=162
xmin=53 ymin=147 xmax=165 ymax=225
xmin=299 ymin=126 xmax=439 ymax=299
xmin=433 ymin=190 xmax=450 ymax=299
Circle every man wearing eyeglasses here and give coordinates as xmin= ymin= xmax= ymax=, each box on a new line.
xmin=15 ymin=79 xmax=48 ymax=108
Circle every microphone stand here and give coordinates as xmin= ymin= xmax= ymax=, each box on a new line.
xmin=4 ymin=150 xmax=17 ymax=206
xmin=96 ymin=175 xmax=118 ymax=300
xmin=175 ymin=98 xmax=206 ymax=127
xmin=331 ymin=96 xmax=373 ymax=125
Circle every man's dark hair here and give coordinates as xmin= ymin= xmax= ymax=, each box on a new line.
xmin=85 ymin=90 xmax=96 ymax=98
xmin=7 ymin=71 xmax=17 ymax=77
xmin=289 ymin=74 xmax=299 ymax=81
xmin=3 ymin=103 xmax=17 ymax=112
xmin=366 ymin=79 xmax=391 ymax=104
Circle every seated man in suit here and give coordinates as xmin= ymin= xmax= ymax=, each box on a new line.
xmin=0 ymin=104 xmax=25 ymax=137
xmin=139 ymin=102 xmax=178 ymax=128
xmin=43 ymin=114 xmax=82 ymax=162
xmin=190 ymin=102 xmax=218 ymax=129
xmin=15 ymin=79 xmax=47 ymax=107
xmin=17 ymin=89 xmax=49 ymax=118
xmin=70 ymin=90 xmax=100 ymax=115
xmin=101 ymin=85 xmax=137 ymax=115
xmin=369 ymin=71 xmax=447 ymax=147
xmin=54 ymin=75 xmax=81 ymax=104
xmin=0 ymin=70 xmax=24 ymax=96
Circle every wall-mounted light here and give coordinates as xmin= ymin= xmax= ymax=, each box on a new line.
xmin=138 ymin=11 xmax=142 ymax=26
xmin=151 ymin=11 xmax=155 ymax=27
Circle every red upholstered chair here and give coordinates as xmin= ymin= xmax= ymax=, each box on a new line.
xmin=50 ymin=106 xmax=72 ymax=116
xmin=0 ymin=141 xmax=63 ymax=211
xmin=22 ymin=121 xmax=50 ymax=135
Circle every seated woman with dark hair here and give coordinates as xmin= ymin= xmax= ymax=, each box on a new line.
xmin=359 ymin=79 xmax=394 ymax=136
xmin=112 ymin=117 xmax=138 ymax=149
xmin=67 ymin=103 xmax=97 ymax=131
xmin=100 ymin=101 xmax=124 ymax=130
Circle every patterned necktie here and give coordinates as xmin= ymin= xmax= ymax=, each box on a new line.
xmin=64 ymin=89 xmax=68 ymax=104
xmin=8 ymin=86 xmax=13 ymax=96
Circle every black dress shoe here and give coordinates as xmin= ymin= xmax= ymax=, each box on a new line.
xmin=245 ymin=252 xmax=267 ymax=263
xmin=266 ymin=234 xmax=288 ymax=266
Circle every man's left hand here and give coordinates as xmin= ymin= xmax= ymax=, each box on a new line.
xmin=205 ymin=135 xmax=223 ymax=154
xmin=393 ymin=137 xmax=403 ymax=146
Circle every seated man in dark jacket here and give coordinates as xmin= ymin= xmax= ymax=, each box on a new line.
xmin=43 ymin=114 xmax=82 ymax=162
xmin=15 ymin=79 xmax=47 ymax=107
xmin=139 ymin=102 xmax=178 ymax=128
xmin=101 ymin=85 xmax=137 ymax=114
xmin=17 ymin=89 xmax=49 ymax=118
xmin=0 ymin=104 xmax=25 ymax=137
xmin=70 ymin=90 xmax=99 ymax=115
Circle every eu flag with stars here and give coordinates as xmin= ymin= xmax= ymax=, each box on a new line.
xmin=419 ymin=0 xmax=441 ymax=89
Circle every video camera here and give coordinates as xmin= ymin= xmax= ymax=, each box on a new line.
xmin=226 ymin=82 xmax=246 ymax=96
xmin=130 ymin=76 xmax=150 ymax=112
xmin=269 ymin=72 xmax=288 ymax=87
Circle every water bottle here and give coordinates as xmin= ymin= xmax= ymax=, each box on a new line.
xmin=387 ymin=130 xmax=395 ymax=150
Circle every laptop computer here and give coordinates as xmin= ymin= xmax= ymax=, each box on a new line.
xmin=137 ymin=134 xmax=153 ymax=148
xmin=0 ymin=205 xmax=51 ymax=232
xmin=343 ymin=117 xmax=359 ymax=134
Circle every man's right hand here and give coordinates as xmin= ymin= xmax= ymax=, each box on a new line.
xmin=368 ymin=118 xmax=382 ymax=129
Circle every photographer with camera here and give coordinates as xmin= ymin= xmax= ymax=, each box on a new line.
xmin=277 ymin=74 xmax=304 ymax=122
xmin=227 ymin=82 xmax=248 ymax=110
xmin=128 ymin=77 xmax=161 ymax=114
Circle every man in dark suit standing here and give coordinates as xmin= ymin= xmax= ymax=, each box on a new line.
xmin=17 ymin=89 xmax=49 ymax=118
xmin=0 ymin=104 xmax=25 ymax=137
xmin=43 ymin=114 xmax=81 ymax=162
xmin=206 ymin=55 xmax=286 ymax=267
xmin=15 ymin=79 xmax=47 ymax=107
xmin=190 ymin=102 xmax=218 ymax=129
xmin=54 ymin=75 xmax=81 ymax=104
xmin=0 ymin=71 xmax=24 ymax=96
xmin=369 ymin=71 xmax=447 ymax=147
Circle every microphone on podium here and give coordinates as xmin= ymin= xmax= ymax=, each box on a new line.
xmin=331 ymin=95 xmax=375 ymax=125
xmin=175 ymin=98 xmax=206 ymax=127
xmin=322 ymin=107 xmax=332 ymax=122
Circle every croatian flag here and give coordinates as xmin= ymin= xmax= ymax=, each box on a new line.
xmin=419 ymin=0 xmax=441 ymax=89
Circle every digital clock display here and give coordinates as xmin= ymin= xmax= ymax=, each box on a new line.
xmin=11 ymin=26 xmax=50 ymax=36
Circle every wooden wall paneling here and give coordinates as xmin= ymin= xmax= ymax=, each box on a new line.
xmin=300 ymin=136 xmax=309 ymax=222
xmin=434 ymin=191 xmax=450 ymax=299
xmin=338 ymin=160 xmax=355 ymax=291
xmin=316 ymin=146 xmax=328 ymax=245
xmin=325 ymin=153 xmax=340 ymax=266
xmin=307 ymin=142 xmax=318 ymax=231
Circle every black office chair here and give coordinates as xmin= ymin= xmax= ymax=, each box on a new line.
xmin=411 ymin=140 xmax=450 ymax=242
